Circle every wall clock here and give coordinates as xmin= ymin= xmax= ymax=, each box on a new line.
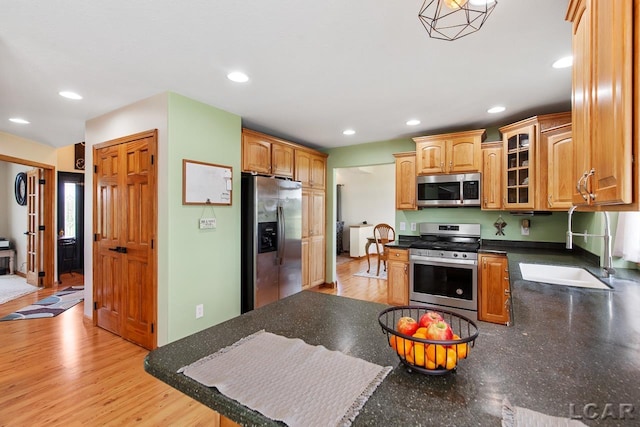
xmin=14 ymin=172 xmax=27 ymax=206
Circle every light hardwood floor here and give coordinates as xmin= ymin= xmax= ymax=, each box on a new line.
xmin=0 ymin=256 xmax=387 ymax=426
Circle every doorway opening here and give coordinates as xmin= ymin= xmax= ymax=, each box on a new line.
xmin=57 ymin=172 xmax=85 ymax=283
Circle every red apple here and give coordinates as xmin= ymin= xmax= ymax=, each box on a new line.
xmin=396 ymin=316 xmax=419 ymax=336
xmin=418 ymin=311 xmax=444 ymax=328
xmin=426 ymin=320 xmax=453 ymax=341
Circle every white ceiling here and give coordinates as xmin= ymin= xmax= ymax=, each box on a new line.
xmin=0 ymin=0 xmax=572 ymax=150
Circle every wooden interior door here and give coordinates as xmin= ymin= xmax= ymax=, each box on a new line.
xmin=94 ymin=130 xmax=157 ymax=350
xmin=26 ymin=168 xmax=42 ymax=286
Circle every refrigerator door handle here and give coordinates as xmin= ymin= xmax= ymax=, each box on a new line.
xmin=277 ymin=205 xmax=285 ymax=265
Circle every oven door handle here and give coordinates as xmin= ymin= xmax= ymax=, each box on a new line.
xmin=410 ymin=255 xmax=477 ymax=267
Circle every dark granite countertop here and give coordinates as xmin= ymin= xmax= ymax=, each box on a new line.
xmin=146 ymin=250 xmax=640 ymax=427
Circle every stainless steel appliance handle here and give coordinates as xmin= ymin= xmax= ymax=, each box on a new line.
xmin=277 ymin=205 xmax=285 ymax=265
xmin=410 ymin=255 xmax=477 ymax=267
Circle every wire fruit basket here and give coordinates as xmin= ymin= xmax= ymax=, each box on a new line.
xmin=378 ymin=306 xmax=479 ymax=375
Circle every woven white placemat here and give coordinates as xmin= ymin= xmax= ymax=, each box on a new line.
xmin=179 ymin=330 xmax=392 ymax=427
xmin=502 ymin=398 xmax=587 ymax=427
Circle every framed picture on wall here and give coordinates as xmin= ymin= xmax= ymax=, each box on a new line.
xmin=74 ymin=142 xmax=85 ymax=170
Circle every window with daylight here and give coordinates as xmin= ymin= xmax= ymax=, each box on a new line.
xmin=64 ymin=182 xmax=76 ymax=238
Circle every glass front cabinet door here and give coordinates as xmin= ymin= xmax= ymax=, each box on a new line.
xmin=502 ymin=124 xmax=535 ymax=209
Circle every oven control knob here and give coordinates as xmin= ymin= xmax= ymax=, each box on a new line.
xmin=439 ymin=252 xmax=444 ymax=257
xmin=462 ymin=253 xmax=467 ymax=258
xmin=453 ymin=253 xmax=458 ymax=257
xmin=456 ymin=289 xmax=463 ymax=295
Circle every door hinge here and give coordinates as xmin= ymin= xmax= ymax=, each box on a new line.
xmin=151 ymin=239 xmax=154 ymax=249
xmin=151 ymin=155 xmax=154 ymax=165
xmin=38 ymin=271 xmax=45 ymax=277
xmin=94 ymin=302 xmax=97 ymax=310
xmin=39 ymin=179 xmax=46 ymax=185
xmin=38 ymin=225 xmax=45 ymax=231
xmin=151 ymin=323 xmax=155 ymax=333
xmin=94 ymin=165 xmax=98 ymax=173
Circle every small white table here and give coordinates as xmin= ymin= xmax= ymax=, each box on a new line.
xmin=0 ymin=249 xmax=16 ymax=275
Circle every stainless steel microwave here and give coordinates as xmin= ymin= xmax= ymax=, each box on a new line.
xmin=416 ymin=173 xmax=481 ymax=207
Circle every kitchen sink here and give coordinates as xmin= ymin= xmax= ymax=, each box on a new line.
xmin=519 ymin=263 xmax=611 ymax=290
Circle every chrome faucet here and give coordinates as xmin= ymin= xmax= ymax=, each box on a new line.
xmin=566 ymin=206 xmax=615 ymax=278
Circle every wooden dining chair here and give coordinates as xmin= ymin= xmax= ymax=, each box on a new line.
xmin=373 ymin=223 xmax=396 ymax=276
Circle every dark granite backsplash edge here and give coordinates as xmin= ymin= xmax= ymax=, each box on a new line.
xmin=481 ymin=239 xmax=601 ymax=265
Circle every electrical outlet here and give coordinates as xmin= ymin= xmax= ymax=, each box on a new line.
xmin=196 ymin=304 xmax=204 ymax=319
xmin=411 ymin=222 xmax=417 ymax=231
xmin=399 ymin=222 xmax=406 ymax=231
xmin=584 ymin=230 xmax=588 ymax=243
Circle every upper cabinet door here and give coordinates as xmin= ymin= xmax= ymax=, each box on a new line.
xmin=414 ymin=129 xmax=485 ymax=175
xmin=310 ymin=155 xmax=326 ymax=189
xmin=295 ymin=150 xmax=326 ymax=189
xmin=481 ymin=144 xmax=502 ymax=210
xmin=415 ymin=140 xmax=447 ymax=174
xmin=569 ymin=0 xmax=592 ymax=205
xmin=503 ymin=124 xmax=536 ymax=210
xmin=590 ymin=0 xmax=633 ymax=205
xmin=546 ymin=126 xmax=574 ymax=210
xmin=394 ymin=152 xmax=417 ymax=210
xmin=271 ymin=142 xmax=294 ymax=178
xmin=242 ymin=133 xmax=271 ymax=174
xmin=566 ymin=0 xmax=635 ymax=207
xmin=449 ymin=136 xmax=480 ymax=173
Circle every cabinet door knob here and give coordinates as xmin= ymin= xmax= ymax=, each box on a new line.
xmin=504 ymin=288 xmax=510 ymax=294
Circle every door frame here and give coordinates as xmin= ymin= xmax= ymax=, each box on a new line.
xmin=0 ymin=154 xmax=55 ymax=287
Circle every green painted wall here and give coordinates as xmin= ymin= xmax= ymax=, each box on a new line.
xmin=397 ymin=210 xmax=568 ymax=242
xmin=572 ymin=211 xmax=637 ymax=269
xmin=167 ymin=93 xmax=242 ymax=342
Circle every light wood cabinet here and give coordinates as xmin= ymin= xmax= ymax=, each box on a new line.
xmin=242 ymin=128 xmax=327 ymax=288
xmin=481 ymin=142 xmax=503 ymax=210
xmin=301 ymin=187 xmax=326 ymax=288
xmin=540 ymin=124 xmax=574 ymax=210
xmin=241 ymin=129 xmax=294 ymax=178
xmin=295 ymin=150 xmax=326 ymax=190
xmin=501 ymin=122 xmax=536 ymax=210
xmin=413 ymin=129 xmax=485 ymax=175
xmin=393 ymin=152 xmax=417 ymax=210
xmin=567 ymin=0 xmax=636 ymax=207
xmin=499 ymin=113 xmax=572 ymax=211
xmin=309 ymin=236 xmax=326 ymax=287
xmin=387 ymin=248 xmax=409 ymax=306
xmin=478 ymin=253 xmax=510 ymax=325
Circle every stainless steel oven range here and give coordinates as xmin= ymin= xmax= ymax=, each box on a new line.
xmin=409 ymin=223 xmax=481 ymax=320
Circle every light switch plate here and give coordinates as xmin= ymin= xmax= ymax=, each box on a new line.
xmin=411 ymin=223 xmax=417 ymax=231
xmin=196 ymin=304 xmax=204 ymax=319
xmin=400 ymin=222 xmax=406 ymax=231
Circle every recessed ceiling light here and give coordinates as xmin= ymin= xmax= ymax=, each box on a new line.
xmin=227 ymin=71 xmax=249 ymax=83
xmin=406 ymin=119 xmax=421 ymax=126
xmin=343 ymin=129 xmax=356 ymax=135
xmin=59 ymin=91 xmax=83 ymax=100
xmin=9 ymin=117 xmax=30 ymax=124
xmin=487 ymin=106 xmax=506 ymax=114
xmin=552 ymin=56 xmax=573 ymax=69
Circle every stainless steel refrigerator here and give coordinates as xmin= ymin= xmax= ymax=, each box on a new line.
xmin=241 ymin=174 xmax=302 ymax=313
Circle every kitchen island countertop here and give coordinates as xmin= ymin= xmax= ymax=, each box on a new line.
xmin=146 ymin=256 xmax=640 ymax=426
